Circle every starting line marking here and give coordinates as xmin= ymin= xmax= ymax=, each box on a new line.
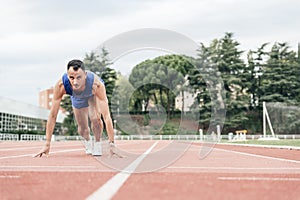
xmin=0 ymin=144 xmax=82 ymax=151
xmin=0 ymin=148 xmax=83 ymax=160
xmin=87 ymin=141 xmax=158 ymax=200
xmin=218 ymin=177 xmax=300 ymax=181
xmin=0 ymin=147 xmax=42 ymax=151
xmin=0 ymin=165 xmax=97 ymax=168
xmin=0 ymin=165 xmax=115 ymax=172
xmin=0 ymin=175 xmax=20 ymax=179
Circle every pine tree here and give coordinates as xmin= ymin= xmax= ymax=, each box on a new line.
xmin=189 ymin=41 xmax=221 ymax=130
xmin=261 ymin=42 xmax=299 ymax=104
xmin=84 ymin=47 xmax=117 ymax=106
xmin=194 ymin=33 xmax=249 ymax=131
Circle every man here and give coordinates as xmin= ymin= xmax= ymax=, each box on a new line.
xmin=35 ymin=59 xmax=115 ymax=157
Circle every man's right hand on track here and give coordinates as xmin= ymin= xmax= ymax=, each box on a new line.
xmin=109 ymin=142 xmax=124 ymax=158
xmin=34 ymin=144 xmax=50 ymax=157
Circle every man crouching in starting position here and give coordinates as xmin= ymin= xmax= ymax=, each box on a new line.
xmin=35 ymin=59 xmax=118 ymax=157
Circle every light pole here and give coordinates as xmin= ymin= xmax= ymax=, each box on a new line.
xmin=254 ymin=66 xmax=262 ymax=107
xmin=113 ymin=119 xmax=117 ymax=135
xmin=117 ymin=100 xmax=120 ymax=116
xmin=254 ymin=66 xmax=263 ymax=135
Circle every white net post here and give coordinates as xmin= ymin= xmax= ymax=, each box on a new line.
xmin=199 ymin=129 xmax=203 ymax=141
xmin=262 ymin=101 xmax=276 ymax=138
xmin=217 ymin=125 xmax=221 ymax=141
xmin=263 ymin=102 xmax=266 ymax=137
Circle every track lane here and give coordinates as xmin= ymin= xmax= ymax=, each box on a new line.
xmin=1 ymin=140 xmax=300 ymax=200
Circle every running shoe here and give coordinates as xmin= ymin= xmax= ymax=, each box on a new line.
xmin=93 ymin=141 xmax=102 ymax=156
xmin=84 ymin=139 xmax=93 ymax=155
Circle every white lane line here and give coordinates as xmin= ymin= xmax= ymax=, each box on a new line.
xmin=168 ymin=166 xmax=300 ymax=170
xmin=0 ymin=175 xmax=20 ymax=179
xmin=0 ymin=144 xmax=83 ymax=151
xmin=87 ymin=141 xmax=158 ymax=200
xmin=220 ymin=142 xmax=300 ymax=150
xmin=0 ymin=168 xmax=114 ymax=172
xmin=218 ymin=177 xmax=300 ymax=181
xmin=0 ymin=165 xmax=97 ymax=168
xmin=0 ymin=165 xmax=115 ymax=172
xmin=0 ymin=148 xmax=83 ymax=160
xmin=0 ymin=153 xmax=39 ymax=160
xmin=0 ymin=147 xmax=41 ymax=151
xmin=215 ymin=148 xmax=300 ymax=164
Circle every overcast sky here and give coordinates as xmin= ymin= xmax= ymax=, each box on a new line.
xmin=0 ymin=0 xmax=299 ymax=106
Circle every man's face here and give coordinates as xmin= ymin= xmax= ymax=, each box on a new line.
xmin=67 ymin=67 xmax=87 ymax=92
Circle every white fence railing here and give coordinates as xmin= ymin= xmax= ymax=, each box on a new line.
xmin=115 ymin=134 xmax=202 ymax=141
xmin=20 ymin=134 xmax=46 ymax=141
xmin=0 ymin=133 xmax=19 ymax=141
xmin=1 ymin=133 xmax=300 ymax=141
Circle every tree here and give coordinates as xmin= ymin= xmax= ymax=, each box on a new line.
xmin=246 ymin=43 xmax=269 ymax=110
xmin=261 ymin=42 xmax=300 ymax=134
xmin=114 ymin=72 xmax=135 ymax=113
xmin=260 ymin=42 xmax=300 ymax=104
xmin=84 ymin=47 xmax=117 ymax=105
xmin=189 ymin=40 xmax=226 ymax=130
xmin=84 ymin=48 xmax=117 ymax=118
xmin=217 ymin=33 xmax=249 ymax=130
xmin=242 ymin=43 xmax=271 ymax=133
xmin=191 ymin=33 xmax=249 ymax=132
xmin=152 ymin=55 xmax=195 ymax=114
xmin=245 ymin=42 xmax=300 ymax=134
xmin=128 ymin=55 xmax=194 ymax=118
xmin=297 ymin=43 xmax=300 ymax=103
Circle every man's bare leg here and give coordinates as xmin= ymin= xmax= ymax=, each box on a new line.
xmin=88 ymin=96 xmax=103 ymax=142
xmin=96 ymin=98 xmax=114 ymax=143
xmin=73 ymin=107 xmax=90 ymax=139
xmin=88 ymin=96 xmax=103 ymax=155
xmin=73 ymin=107 xmax=92 ymax=154
xmin=96 ymin=97 xmax=124 ymax=158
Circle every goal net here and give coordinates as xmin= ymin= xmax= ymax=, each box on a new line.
xmin=264 ymin=102 xmax=300 ymax=136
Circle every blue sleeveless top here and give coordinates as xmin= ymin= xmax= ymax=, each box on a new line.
xmin=62 ymin=71 xmax=95 ymax=109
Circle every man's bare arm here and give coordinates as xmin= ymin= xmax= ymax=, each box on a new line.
xmin=34 ymin=80 xmax=65 ymax=157
xmin=93 ymin=79 xmax=114 ymax=143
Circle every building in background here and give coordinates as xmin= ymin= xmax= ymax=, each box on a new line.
xmin=0 ymin=96 xmax=65 ymax=134
xmin=175 ymin=91 xmax=196 ymax=113
xmin=39 ymin=87 xmax=54 ymax=110
xmin=39 ymin=87 xmax=66 ymax=113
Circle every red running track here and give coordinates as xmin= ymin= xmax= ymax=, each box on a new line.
xmin=0 ymin=140 xmax=300 ymax=200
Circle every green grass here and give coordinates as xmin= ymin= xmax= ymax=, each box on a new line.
xmin=223 ymin=139 xmax=300 ymax=147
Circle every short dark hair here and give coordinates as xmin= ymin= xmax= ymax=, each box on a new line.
xmin=67 ymin=59 xmax=85 ymax=71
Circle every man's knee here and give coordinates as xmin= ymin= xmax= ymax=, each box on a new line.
xmin=90 ymin=117 xmax=103 ymax=128
xmin=78 ymin=126 xmax=89 ymax=134
xmin=102 ymin=113 xmax=112 ymax=124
